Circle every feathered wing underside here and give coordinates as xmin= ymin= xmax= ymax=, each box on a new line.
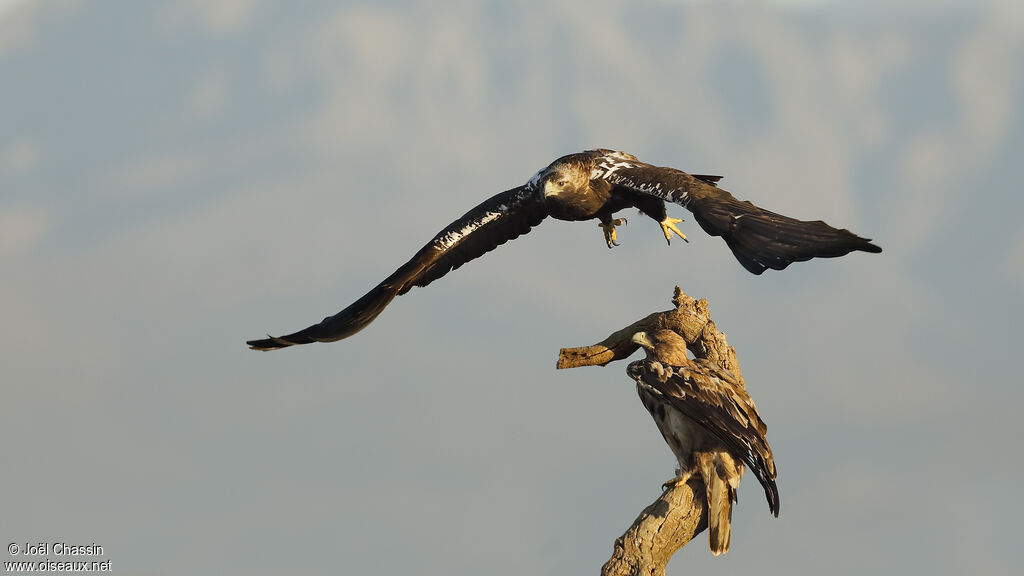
xmin=246 ymin=187 xmax=547 ymax=350
xmin=592 ymin=151 xmax=881 ymax=274
xmin=628 ymin=359 xmax=780 ymax=516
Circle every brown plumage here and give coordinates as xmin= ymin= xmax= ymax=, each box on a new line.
xmin=247 ymin=149 xmax=880 ymax=350
xmin=629 ymin=329 xmax=778 ymax=556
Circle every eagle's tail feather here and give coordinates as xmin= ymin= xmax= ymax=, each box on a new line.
xmin=698 ymin=452 xmax=737 ymax=557
xmin=687 ymin=191 xmax=881 ymax=275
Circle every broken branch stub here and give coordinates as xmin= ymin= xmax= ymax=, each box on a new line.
xmin=556 ymin=286 xmax=742 ymax=380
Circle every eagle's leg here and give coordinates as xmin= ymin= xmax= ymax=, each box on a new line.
xmin=660 ymin=217 xmax=688 ymax=245
xmin=598 ymin=217 xmax=628 ymax=248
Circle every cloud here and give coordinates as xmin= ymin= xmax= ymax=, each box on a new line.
xmin=952 ymin=7 xmax=1023 ymax=157
xmin=0 ymin=0 xmax=81 ymax=54
xmin=0 ymin=204 xmax=51 ymax=261
xmin=159 ymin=0 xmax=256 ymax=36
xmin=0 ymin=0 xmax=34 ymax=54
xmin=188 ymin=68 xmax=229 ymax=118
xmin=888 ymin=130 xmax=959 ymax=253
xmin=1010 ymin=226 xmax=1024 ymax=287
xmin=0 ymin=0 xmax=29 ymax=20
xmin=0 ymin=139 xmax=38 ymax=176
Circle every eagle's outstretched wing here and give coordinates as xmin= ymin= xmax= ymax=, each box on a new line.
xmin=247 ymin=186 xmax=546 ymax=350
xmin=685 ymin=185 xmax=882 ymax=274
xmin=594 ymin=153 xmax=882 ymax=274
xmin=627 ymin=358 xmax=779 ymax=516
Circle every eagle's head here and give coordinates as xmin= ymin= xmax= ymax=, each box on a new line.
xmin=531 ymin=163 xmax=590 ymax=199
xmin=632 ymin=330 xmax=690 ymax=365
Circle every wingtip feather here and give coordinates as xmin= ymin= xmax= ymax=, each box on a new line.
xmin=246 ymin=334 xmax=295 ymax=351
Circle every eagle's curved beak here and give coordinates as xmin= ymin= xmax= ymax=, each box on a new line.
xmin=632 ymin=331 xmax=653 ymax=350
xmin=541 ymin=178 xmax=560 ymax=198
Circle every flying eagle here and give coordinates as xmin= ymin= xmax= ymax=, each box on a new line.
xmin=247 ymin=149 xmax=881 ymax=350
xmin=629 ymin=329 xmax=778 ymax=556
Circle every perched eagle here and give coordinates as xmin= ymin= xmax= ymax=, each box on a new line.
xmin=248 ymin=149 xmax=881 ymax=350
xmin=629 ymin=329 xmax=778 ymax=556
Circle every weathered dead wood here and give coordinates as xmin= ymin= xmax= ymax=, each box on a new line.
xmin=599 ymin=475 xmax=708 ymax=576
xmin=557 ymin=286 xmax=746 ymax=575
xmin=557 ymin=286 xmax=742 ymax=381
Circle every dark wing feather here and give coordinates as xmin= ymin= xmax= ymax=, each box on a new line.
xmin=692 ymin=174 xmax=723 ymax=186
xmin=628 ymin=359 xmax=779 ymax=516
xmin=594 ymin=158 xmax=697 ymax=207
xmin=403 ymin=187 xmax=546 ymax=293
xmin=247 ymin=187 xmax=547 ymax=350
xmin=686 ymin=186 xmax=882 ymax=274
xmin=594 ymin=152 xmax=881 ymax=274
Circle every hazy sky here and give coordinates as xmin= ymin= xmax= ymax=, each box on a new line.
xmin=2 ymin=1 xmax=1022 ymax=574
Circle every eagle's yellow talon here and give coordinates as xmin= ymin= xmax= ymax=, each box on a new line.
xmin=599 ymin=218 xmax=628 ymax=248
xmin=660 ymin=217 xmax=687 ymax=245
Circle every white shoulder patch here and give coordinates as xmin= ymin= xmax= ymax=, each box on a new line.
xmin=526 ymin=168 xmax=546 ymax=190
xmin=593 ymin=151 xmax=690 ymax=206
xmin=592 ymin=151 xmax=642 ymax=180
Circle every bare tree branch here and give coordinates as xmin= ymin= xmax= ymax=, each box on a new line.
xmin=600 ymin=475 xmax=708 ymax=576
xmin=557 ymin=286 xmax=749 ymax=575
xmin=557 ymin=286 xmax=742 ymax=381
